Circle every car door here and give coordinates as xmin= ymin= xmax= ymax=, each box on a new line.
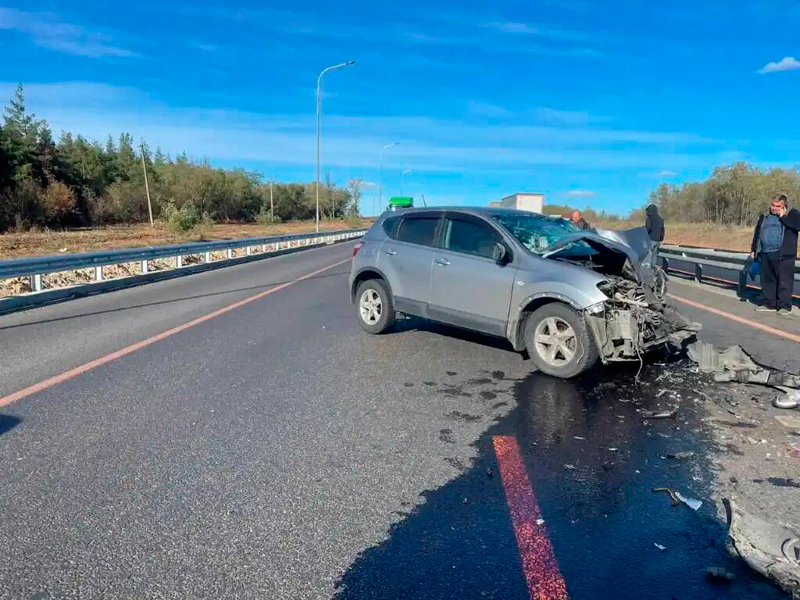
xmin=428 ymin=214 xmax=517 ymax=337
xmin=378 ymin=212 xmax=443 ymax=317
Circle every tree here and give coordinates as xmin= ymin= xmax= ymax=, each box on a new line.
xmin=347 ymin=178 xmax=363 ymax=217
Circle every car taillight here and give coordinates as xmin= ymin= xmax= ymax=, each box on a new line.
xmin=353 ymin=241 xmax=364 ymax=258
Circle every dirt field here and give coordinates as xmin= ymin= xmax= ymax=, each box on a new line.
xmin=598 ymin=221 xmax=758 ymax=253
xmin=0 ymin=219 xmax=763 ymax=261
xmin=0 ymin=220 xmax=370 ymax=260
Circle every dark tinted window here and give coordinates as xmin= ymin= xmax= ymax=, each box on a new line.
xmin=396 ymin=217 xmax=439 ymax=247
xmin=445 ymin=218 xmax=500 ymax=259
xmin=382 ymin=216 xmax=401 ymax=239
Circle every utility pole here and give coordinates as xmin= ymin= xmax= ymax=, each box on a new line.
xmin=316 ymin=61 xmax=355 ymax=232
xmin=141 ymin=141 xmax=154 ymax=226
xmin=379 ymin=142 xmax=399 ymax=214
xmin=270 ymin=180 xmax=274 ymax=222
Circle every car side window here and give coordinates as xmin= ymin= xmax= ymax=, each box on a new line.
xmin=382 ymin=216 xmax=402 ymax=239
xmin=444 ymin=218 xmax=500 ymax=259
xmin=395 ymin=217 xmax=440 ymax=247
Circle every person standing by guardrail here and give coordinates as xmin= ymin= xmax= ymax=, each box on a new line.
xmin=750 ymin=194 xmax=800 ymax=316
xmin=645 ymin=204 xmax=665 ymax=254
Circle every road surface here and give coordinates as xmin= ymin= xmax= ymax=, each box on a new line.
xmin=0 ymin=242 xmax=795 ymax=599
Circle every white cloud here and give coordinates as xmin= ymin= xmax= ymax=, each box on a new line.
xmin=758 ymin=56 xmax=800 ymax=74
xmin=3 ymin=81 xmax=725 ymax=175
xmin=468 ymin=101 xmax=513 ymax=118
xmin=567 ymin=190 xmax=596 ymax=197
xmin=658 ymin=170 xmax=676 ymax=177
xmin=0 ymin=8 xmax=137 ymax=58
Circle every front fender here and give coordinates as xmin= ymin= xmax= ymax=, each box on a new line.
xmin=506 ymin=280 xmax=607 ymax=350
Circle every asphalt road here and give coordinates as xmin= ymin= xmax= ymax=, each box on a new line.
xmin=0 ymin=242 xmax=793 ymax=599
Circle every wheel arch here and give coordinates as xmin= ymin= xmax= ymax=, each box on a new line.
xmin=508 ymin=293 xmax=584 ymax=352
xmin=351 ymin=267 xmax=393 ymax=303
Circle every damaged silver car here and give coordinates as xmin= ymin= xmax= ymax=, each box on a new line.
xmin=349 ymin=207 xmax=698 ymax=378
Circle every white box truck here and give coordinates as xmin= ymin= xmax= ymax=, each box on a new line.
xmin=497 ymin=193 xmax=544 ymax=214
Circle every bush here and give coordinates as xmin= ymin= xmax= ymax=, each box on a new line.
xmin=42 ymin=181 xmax=77 ymax=221
xmin=164 ymin=201 xmax=201 ymax=235
xmin=256 ymin=203 xmax=273 ymax=227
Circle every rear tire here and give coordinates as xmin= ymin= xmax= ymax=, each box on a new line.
xmin=524 ymin=303 xmax=598 ymax=378
xmin=355 ymin=279 xmax=396 ymax=334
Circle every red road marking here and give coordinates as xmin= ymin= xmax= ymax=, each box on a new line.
xmin=669 ymin=293 xmax=800 ymax=343
xmin=493 ymin=436 xmax=569 ymax=600
xmin=0 ymin=258 xmax=351 ymax=408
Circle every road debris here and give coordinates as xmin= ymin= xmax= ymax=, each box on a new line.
xmin=653 ymin=487 xmax=703 ymax=510
xmin=724 ymin=499 xmax=800 ymax=597
xmin=706 ymin=567 xmax=735 ymax=581
xmin=688 ymin=341 xmax=800 ymax=388
xmin=774 ymin=389 xmax=800 ymax=410
xmin=667 ymin=451 xmax=695 ymax=460
xmin=654 ymin=543 xmax=667 ymax=551
xmin=536 ymin=518 xmax=545 ymax=526
xmin=486 ymin=467 xmax=493 ymax=478
xmin=564 ymin=464 xmax=576 ymax=470
xmin=674 ymin=491 xmax=702 ymax=511
xmin=656 ymin=389 xmax=671 ymax=398
xmin=641 ymin=409 xmax=678 ymax=420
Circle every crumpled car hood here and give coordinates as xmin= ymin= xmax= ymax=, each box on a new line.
xmin=541 ymin=226 xmax=654 ymax=282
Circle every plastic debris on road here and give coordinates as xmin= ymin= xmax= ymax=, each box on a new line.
xmin=674 ymin=491 xmax=702 ymax=511
xmin=687 ymin=341 xmax=800 ymax=388
xmin=653 ymin=487 xmax=703 ymax=511
xmin=774 ymin=389 xmax=800 ymax=410
xmin=654 ymin=543 xmax=667 ymax=551
xmin=724 ymin=499 xmax=800 ymax=597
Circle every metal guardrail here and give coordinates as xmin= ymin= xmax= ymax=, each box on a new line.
xmin=659 ymin=244 xmax=800 ymax=299
xmin=0 ymin=229 xmax=366 ymax=293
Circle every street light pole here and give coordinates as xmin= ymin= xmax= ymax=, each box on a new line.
xmin=400 ymin=169 xmax=413 ymax=196
xmin=316 ymin=61 xmax=355 ymax=232
xmin=378 ymin=142 xmax=399 ymax=215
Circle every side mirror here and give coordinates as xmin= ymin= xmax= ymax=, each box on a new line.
xmin=493 ymin=242 xmax=508 ymax=263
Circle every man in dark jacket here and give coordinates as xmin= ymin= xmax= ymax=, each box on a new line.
xmin=645 ymin=204 xmax=665 ymax=243
xmin=750 ymin=194 xmax=800 ymax=316
xmin=570 ymin=210 xmax=591 ymax=230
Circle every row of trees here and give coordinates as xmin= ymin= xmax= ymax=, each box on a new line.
xmin=642 ymin=163 xmax=800 ymax=226
xmin=0 ymin=85 xmax=361 ymax=233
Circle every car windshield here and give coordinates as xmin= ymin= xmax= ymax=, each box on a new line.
xmin=491 ymin=213 xmax=584 ymax=254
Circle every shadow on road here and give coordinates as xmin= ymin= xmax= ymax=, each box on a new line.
xmin=0 ymin=270 xmax=348 ymax=331
xmin=387 ymin=316 xmax=522 ymax=354
xmin=0 ymin=414 xmax=21 ymax=437
xmin=334 ymin=363 xmax=783 ymax=600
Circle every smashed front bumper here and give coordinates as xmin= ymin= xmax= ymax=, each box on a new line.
xmin=584 ymin=287 xmax=700 ymax=363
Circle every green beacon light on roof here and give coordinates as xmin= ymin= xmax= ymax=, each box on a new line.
xmin=388 ymin=197 xmax=413 ymax=211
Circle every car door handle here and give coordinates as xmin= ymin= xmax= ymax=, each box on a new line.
xmin=384 ymin=249 xmax=397 ymax=256
xmin=434 ymin=258 xmax=450 ymax=266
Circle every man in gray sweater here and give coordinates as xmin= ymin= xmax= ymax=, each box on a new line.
xmin=750 ymin=194 xmax=800 ymax=316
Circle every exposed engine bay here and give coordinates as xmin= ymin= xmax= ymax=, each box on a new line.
xmin=544 ymin=227 xmax=700 ymax=362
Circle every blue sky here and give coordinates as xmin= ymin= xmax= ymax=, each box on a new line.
xmin=2 ymin=1 xmax=799 ymax=216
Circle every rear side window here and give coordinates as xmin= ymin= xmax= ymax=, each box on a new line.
xmin=444 ymin=218 xmax=500 ymax=259
xmin=382 ymin=216 xmax=401 ymax=239
xmin=395 ymin=217 xmax=439 ymax=247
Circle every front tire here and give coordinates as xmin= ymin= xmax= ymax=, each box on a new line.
xmin=355 ymin=279 xmax=396 ymax=334
xmin=524 ymin=303 xmax=598 ymax=378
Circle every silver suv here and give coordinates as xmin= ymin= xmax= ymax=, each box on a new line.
xmin=349 ymin=208 xmax=695 ymax=378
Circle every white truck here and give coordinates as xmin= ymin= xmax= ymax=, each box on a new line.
xmin=492 ymin=193 xmax=544 ymax=214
